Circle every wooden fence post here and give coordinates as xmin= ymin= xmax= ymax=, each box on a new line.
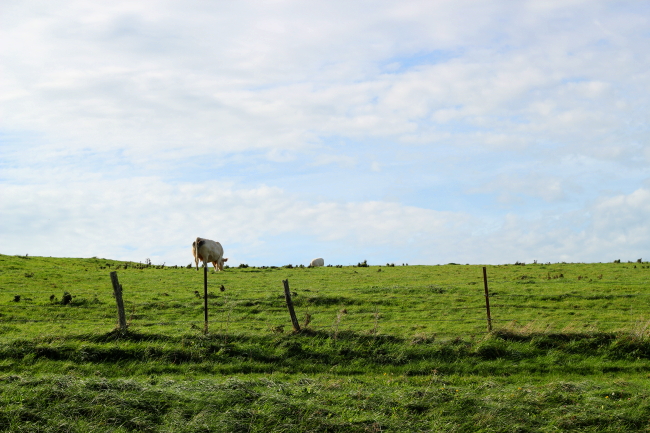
xmin=282 ymin=279 xmax=301 ymax=332
xmin=482 ymin=266 xmax=493 ymax=332
xmin=110 ymin=271 xmax=127 ymax=331
xmin=204 ymin=265 xmax=209 ymax=334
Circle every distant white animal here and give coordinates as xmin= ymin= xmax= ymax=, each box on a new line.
xmin=192 ymin=237 xmax=228 ymax=271
xmin=310 ymin=257 xmax=324 ymax=267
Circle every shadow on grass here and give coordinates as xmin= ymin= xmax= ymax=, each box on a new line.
xmin=2 ymin=328 xmax=650 ymax=374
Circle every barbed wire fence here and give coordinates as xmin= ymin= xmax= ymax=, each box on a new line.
xmin=2 ymin=266 xmax=650 ymax=338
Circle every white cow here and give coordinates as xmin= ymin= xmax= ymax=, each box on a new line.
xmin=192 ymin=237 xmax=228 ymax=271
xmin=310 ymin=257 xmax=324 ymax=267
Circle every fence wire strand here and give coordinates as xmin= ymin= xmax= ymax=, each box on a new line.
xmin=3 ymin=275 xmax=650 ymax=334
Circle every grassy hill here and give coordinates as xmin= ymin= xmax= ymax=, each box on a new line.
xmin=1 ymin=254 xmax=650 ymax=431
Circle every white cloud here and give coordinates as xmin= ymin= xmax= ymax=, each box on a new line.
xmin=312 ymin=154 xmax=357 ymax=168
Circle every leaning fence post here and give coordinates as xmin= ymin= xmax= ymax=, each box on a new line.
xmin=204 ymin=264 xmax=209 ymax=334
xmin=110 ymin=271 xmax=127 ymax=331
xmin=282 ymin=279 xmax=301 ymax=332
xmin=482 ymin=266 xmax=493 ymax=332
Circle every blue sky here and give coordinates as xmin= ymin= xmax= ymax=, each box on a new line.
xmin=1 ymin=0 xmax=649 ymax=266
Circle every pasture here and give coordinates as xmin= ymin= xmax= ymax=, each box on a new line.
xmin=1 ymin=254 xmax=650 ymax=432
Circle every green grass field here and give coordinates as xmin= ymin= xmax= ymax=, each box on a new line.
xmin=1 ymin=254 xmax=650 ymax=432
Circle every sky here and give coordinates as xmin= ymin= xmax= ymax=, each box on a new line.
xmin=1 ymin=0 xmax=649 ymax=267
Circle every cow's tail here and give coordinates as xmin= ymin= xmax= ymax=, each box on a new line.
xmin=194 ymin=237 xmax=202 ymax=270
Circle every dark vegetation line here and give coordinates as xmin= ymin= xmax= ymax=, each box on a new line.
xmin=2 ymin=329 xmax=650 ymax=376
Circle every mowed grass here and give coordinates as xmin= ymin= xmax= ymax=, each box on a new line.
xmin=1 ymin=254 xmax=650 ymax=431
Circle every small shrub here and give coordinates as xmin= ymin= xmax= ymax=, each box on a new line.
xmin=61 ymin=292 xmax=73 ymax=305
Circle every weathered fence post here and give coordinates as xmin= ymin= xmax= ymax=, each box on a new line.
xmin=204 ymin=264 xmax=209 ymax=334
xmin=282 ymin=279 xmax=301 ymax=332
xmin=482 ymin=266 xmax=493 ymax=332
xmin=110 ymin=271 xmax=127 ymax=331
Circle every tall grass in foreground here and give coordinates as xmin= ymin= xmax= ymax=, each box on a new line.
xmin=1 ymin=330 xmax=650 ymax=432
